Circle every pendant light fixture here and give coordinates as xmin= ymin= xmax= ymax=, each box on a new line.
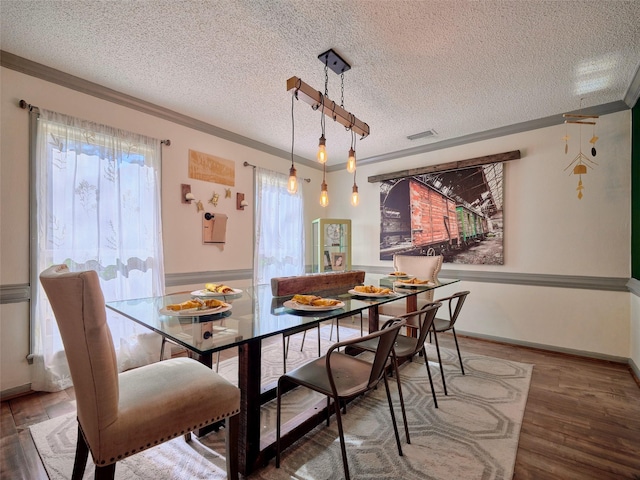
xmin=347 ymin=121 xmax=357 ymax=173
xmin=317 ymin=61 xmax=329 ymax=164
xmin=317 ymin=133 xmax=327 ymax=163
xmin=349 ymin=128 xmax=359 ymax=206
xmin=286 ymin=48 xmax=369 ymax=203
xmin=350 ymin=179 xmax=359 ymax=206
xmin=287 ymin=166 xmax=298 ymax=194
xmin=320 ymin=163 xmax=329 ymax=207
xmin=287 ymin=88 xmax=299 ymax=194
xmin=347 ymin=147 xmax=356 ymax=173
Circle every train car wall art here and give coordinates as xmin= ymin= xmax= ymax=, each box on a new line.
xmin=379 ymin=163 xmax=504 ymax=265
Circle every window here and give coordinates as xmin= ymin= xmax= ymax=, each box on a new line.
xmin=30 ymin=109 xmax=165 ymax=391
xmin=253 ymin=167 xmax=304 ymax=285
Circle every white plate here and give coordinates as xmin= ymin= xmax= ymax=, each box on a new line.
xmin=348 ymin=288 xmax=396 ymax=298
xmin=190 ymin=288 xmax=242 ymax=297
xmin=159 ymin=303 xmax=232 ymax=317
xmin=283 ymin=300 xmax=345 ymax=312
xmin=393 ymin=280 xmax=433 ymax=289
xmin=388 ymin=273 xmax=414 ymax=279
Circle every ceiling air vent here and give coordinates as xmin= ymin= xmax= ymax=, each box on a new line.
xmin=407 ymin=129 xmax=437 ymax=141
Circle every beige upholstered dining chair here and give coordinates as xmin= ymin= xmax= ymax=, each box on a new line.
xmin=276 ymin=318 xmax=407 ymax=480
xmin=39 ymin=265 xmax=241 ymax=480
xmin=378 ymin=254 xmax=443 ymax=318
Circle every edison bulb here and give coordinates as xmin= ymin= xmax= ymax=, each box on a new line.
xmin=351 ymin=184 xmax=359 ymax=206
xmin=287 ymin=166 xmax=298 ymax=194
xmin=347 ymin=148 xmax=356 ymax=173
xmin=320 ymin=183 xmax=329 ymax=207
xmin=317 ymin=135 xmax=327 ymax=164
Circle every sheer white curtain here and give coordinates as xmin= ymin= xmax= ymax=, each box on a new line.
xmin=253 ymin=167 xmax=304 ymax=285
xmin=31 ymin=109 xmax=166 ymax=392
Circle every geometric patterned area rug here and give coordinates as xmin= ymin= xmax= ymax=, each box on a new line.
xmin=30 ymin=325 xmax=533 ymax=480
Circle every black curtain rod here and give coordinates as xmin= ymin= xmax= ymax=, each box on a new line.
xmin=18 ymin=99 xmax=38 ymax=113
xmin=243 ymin=161 xmax=311 ymax=182
xmin=18 ymin=99 xmax=171 ymax=146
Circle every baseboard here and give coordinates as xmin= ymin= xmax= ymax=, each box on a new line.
xmin=0 ymin=383 xmax=32 ymax=402
xmin=630 ymin=358 xmax=640 ymax=386
xmin=457 ymin=330 xmax=630 ymax=364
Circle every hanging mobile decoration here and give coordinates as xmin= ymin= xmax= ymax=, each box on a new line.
xmin=562 ymin=132 xmax=569 ymax=155
xmin=562 ymin=99 xmax=599 ymax=199
xmin=589 ymin=125 xmax=599 ymax=157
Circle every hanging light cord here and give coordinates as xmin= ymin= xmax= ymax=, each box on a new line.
xmin=291 ymin=91 xmax=296 ymax=169
xmin=352 ymin=127 xmax=357 ymax=183
xmin=320 ymin=63 xmax=328 ymax=136
xmin=351 ymin=115 xmax=356 ymax=150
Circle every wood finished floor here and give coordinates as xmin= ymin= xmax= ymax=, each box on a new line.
xmin=2 ymin=333 xmax=639 ymax=479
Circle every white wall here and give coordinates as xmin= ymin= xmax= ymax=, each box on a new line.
xmin=325 ymin=111 xmax=632 ymax=358
xmin=0 ymin=66 xmax=634 ymax=393
xmin=0 ymin=67 xmax=322 ymax=392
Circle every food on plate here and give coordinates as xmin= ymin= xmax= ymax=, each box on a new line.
xmin=291 ymin=294 xmax=341 ymax=307
xmin=397 ymin=277 xmax=429 ymax=285
xmin=390 ymin=271 xmax=407 ymax=276
xmin=310 ymin=298 xmax=342 ymax=307
xmin=166 ymin=299 xmax=202 ymax=311
xmin=354 ymin=285 xmax=392 ymax=295
xmin=205 ymin=283 xmax=234 ymax=293
xmin=201 ymin=298 xmax=225 ymax=308
xmin=291 ymin=294 xmax=321 ymax=305
xmin=166 ymin=298 xmax=225 ymax=311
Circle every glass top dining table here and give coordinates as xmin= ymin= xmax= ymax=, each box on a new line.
xmin=106 ymin=273 xmax=458 ymax=361
xmin=105 ymin=272 xmax=458 ymax=475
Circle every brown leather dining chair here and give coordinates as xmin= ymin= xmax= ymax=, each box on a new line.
xmin=276 ymin=318 xmax=407 ymax=480
xmin=39 ymin=265 xmax=241 ymax=480
xmin=429 ymin=291 xmax=470 ymax=395
xmin=353 ymin=302 xmax=443 ymax=410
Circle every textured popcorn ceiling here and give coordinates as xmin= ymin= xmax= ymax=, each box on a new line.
xmin=2 ymin=0 xmax=639 ymax=168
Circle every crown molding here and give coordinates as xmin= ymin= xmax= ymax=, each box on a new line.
xmin=2 ymin=50 xmax=636 ymax=173
xmin=345 ymin=100 xmax=629 ymax=170
xmin=624 ymin=62 xmax=640 ymax=109
xmin=0 ymin=50 xmax=317 ymax=170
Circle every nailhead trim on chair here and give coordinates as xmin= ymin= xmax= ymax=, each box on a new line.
xmin=91 ymin=408 xmax=241 ymax=465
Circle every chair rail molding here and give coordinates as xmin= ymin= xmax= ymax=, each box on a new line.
xmin=1 ymin=270 xmax=632 ymax=305
xmin=165 ymin=269 xmax=253 ymax=287
xmin=0 ymin=284 xmax=31 ymax=304
xmin=356 ymin=266 xmax=630 ymax=292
